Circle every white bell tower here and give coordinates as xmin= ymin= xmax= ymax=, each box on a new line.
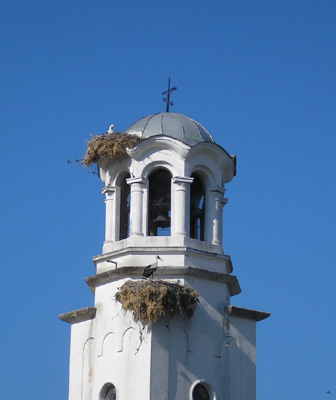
xmin=59 ymin=112 xmax=270 ymax=400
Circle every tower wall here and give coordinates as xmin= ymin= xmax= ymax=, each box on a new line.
xmin=59 ymin=113 xmax=269 ymax=400
xmin=64 ymin=274 xmax=260 ymax=400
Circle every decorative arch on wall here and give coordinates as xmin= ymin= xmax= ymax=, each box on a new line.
xmin=118 ymin=326 xmax=137 ymax=352
xmin=169 ymin=327 xmax=188 ymax=358
xmin=191 ymin=330 xmax=217 ymax=357
xmin=81 ymin=337 xmax=95 ymax=399
xmin=168 ymin=327 xmax=189 ymax=399
xmin=82 ymin=336 xmax=95 ymax=352
xmin=98 ymin=331 xmax=116 ymax=357
xmin=220 ymin=335 xmax=241 ymax=400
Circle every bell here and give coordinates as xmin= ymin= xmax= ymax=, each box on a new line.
xmin=153 ymin=212 xmax=170 ymax=228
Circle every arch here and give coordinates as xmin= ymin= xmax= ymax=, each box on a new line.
xmin=118 ymin=326 xmax=137 ymax=352
xmin=142 ymin=160 xmax=176 ymax=180
xmin=99 ymin=331 xmax=115 ymax=357
xmin=191 ymin=330 xmax=217 ymax=356
xmin=220 ymin=335 xmax=241 ymax=400
xmin=190 ymin=173 xmax=205 ymax=241
xmin=82 ymin=336 xmax=95 ymax=352
xmin=115 ymin=169 xmax=131 ymax=187
xmin=168 ymin=327 xmax=188 ymax=399
xmin=101 ymin=155 xmax=132 ymax=186
xmin=220 ymin=334 xmax=240 ymax=351
xmin=81 ymin=337 xmax=95 ymax=399
xmin=189 ymin=165 xmax=216 ymax=188
xmin=148 ymin=168 xmax=172 ymax=236
xmin=188 ymin=330 xmax=220 ymax=386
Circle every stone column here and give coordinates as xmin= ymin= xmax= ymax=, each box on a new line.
xmin=172 ymin=176 xmax=194 ymax=236
xmin=210 ymin=186 xmax=227 ymax=246
xmin=101 ymin=186 xmax=116 ymax=243
xmin=127 ymin=177 xmax=147 ymax=236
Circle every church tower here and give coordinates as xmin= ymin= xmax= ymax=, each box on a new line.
xmin=59 ymin=112 xmax=270 ymax=400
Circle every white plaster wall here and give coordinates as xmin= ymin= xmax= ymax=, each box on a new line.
xmin=147 ymin=276 xmax=231 ymax=399
xmin=68 ymin=319 xmax=95 ymax=400
xmin=67 ymin=275 xmax=257 ymax=400
xmin=92 ymin=278 xmax=152 ymax=399
xmin=152 ymin=276 xmax=255 ymax=400
xmin=146 ymin=277 xmax=256 ymax=400
xmin=225 ymin=317 xmax=256 ymax=400
xmin=68 ymin=278 xmax=153 ymax=400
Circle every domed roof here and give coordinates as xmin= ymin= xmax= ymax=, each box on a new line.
xmin=125 ymin=112 xmax=214 ymax=146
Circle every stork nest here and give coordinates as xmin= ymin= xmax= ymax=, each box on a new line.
xmin=115 ymin=280 xmax=199 ymax=325
xmin=83 ymin=132 xmax=142 ymax=166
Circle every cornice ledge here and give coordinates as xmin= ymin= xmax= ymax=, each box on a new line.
xmin=85 ymin=266 xmax=241 ymax=296
xmin=186 ymin=141 xmax=232 ymax=161
xmin=225 ymin=305 xmax=270 ymax=322
xmin=58 ymin=307 xmax=96 ymax=324
xmin=93 ymin=247 xmax=229 ymax=263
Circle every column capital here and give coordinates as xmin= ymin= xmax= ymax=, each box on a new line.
xmin=126 ymin=176 xmax=148 ymax=185
xmin=101 ymin=185 xmax=116 ymax=195
xmin=210 ymin=185 xmax=225 ymax=195
xmin=172 ymin=176 xmax=194 ymax=184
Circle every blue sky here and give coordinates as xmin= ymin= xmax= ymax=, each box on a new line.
xmin=1 ymin=1 xmax=336 ymax=399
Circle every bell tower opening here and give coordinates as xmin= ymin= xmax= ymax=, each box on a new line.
xmin=119 ymin=174 xmax=130 ymax=240
xmin=148 ymin=168 xmax=172 ymax=236
xmin=190 ymin=173 xmax=205 ymax=241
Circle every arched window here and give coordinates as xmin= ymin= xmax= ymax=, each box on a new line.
xmin=100 ymin=383 xmax=117 ymax=400
xmin=148 ymin=169 xmax=171 ymax=236
xmin=119 ymin=174 xmax=130 ymax=240
xmin=190 ymin=174 xmax=205 ymax=241
xmin=192 ymin=383 xmax=210 ymax=400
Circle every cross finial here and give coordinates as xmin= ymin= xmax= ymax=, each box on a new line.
xmin=162 ymin=78 xmax=177 ymax=112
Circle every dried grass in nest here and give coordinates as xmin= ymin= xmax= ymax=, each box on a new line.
xmin=83 ymin=132 xmax=142 ymax=166
xmin=115 ymin=280 xmax=199 ymax=325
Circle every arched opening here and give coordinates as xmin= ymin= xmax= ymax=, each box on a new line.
xmin=119 ymin=174 xmax=130 ymax=240
xmin=192 ymin=382 xmax=210 ymax=400
xmin=190 ymin=174 xmax=205 ymax=241
xmin=148 ymin=168 xmax=171 ymax=236
xmin=100 ymin=383 xmax=117 ymax=400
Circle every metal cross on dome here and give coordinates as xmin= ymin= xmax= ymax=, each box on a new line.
xmin=162 ymin=77 xmax=177 ymax=112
